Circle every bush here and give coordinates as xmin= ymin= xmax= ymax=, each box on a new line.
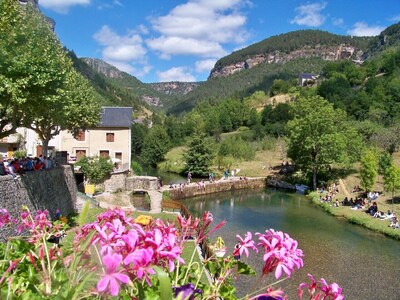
xmin=131 ymin=160 xmax=143 ymax=175
xmin=13 ymin=150 xmax=27 ymax=159
xmin=75 ymin=156 xmax=114 ymax=184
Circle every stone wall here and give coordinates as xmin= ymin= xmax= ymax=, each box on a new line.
xmin=125 ymin=176 xmax=158 ymax=191
xmin=104 ymin=170 xmax=129 ymax=193
xmin=167 ymin=177 xmax=267 ymax=200
xmin=0 ymin=166 xmax=77 ymax=241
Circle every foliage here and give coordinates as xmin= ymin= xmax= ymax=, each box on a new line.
xmin=131 ymin=123 xmax=149 ymax=158
xmin=75 ymin=155 xmax=114 ymax=184
xmin=0 ymin=0 xmax=100 ymax=154
xmin=131 ymin=160 xmax=143 ymax=175
xmin=286 ymin=95 xmax=362 ymax=189
xmin=359 ymin=149 xmax=379 ymax=192
xmin=141 ymin=125 xmax=170 ymax=167
xmin=184 ymin=128 xmax=215 ymax=176
xmin=383 ymin=163 xmax=400 ymax=210
xmin=218 ymin=136 xmax=255 ymax=161
xmin=13 ymin=150 xmax=27 ymax=159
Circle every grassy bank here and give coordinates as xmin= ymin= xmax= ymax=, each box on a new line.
xmin=308 ymin=191 xmax=400 ymax=240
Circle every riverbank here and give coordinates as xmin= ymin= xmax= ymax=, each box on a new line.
xmin=161 ymin=176 xmax=266 ymax=200
xmin=308 ymin=191 xmax=400 ymax=240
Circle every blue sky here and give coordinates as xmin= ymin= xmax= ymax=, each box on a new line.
xmin=39 ymin=0 xmax=400 ymax=83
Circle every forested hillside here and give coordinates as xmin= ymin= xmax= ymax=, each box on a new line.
xmin=166 ymin=30 xmax=373 ymax=114
xmin=68 ymin=52 xmax=171 ymax=116
xmin=214 ymin=30 xmax=371 ymax=69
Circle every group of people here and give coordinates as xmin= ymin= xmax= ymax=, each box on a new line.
xmin=0 ymin=155 xmax=55 ymax=178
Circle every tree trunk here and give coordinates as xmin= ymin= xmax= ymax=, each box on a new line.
xmin=313 ymin=166 xmax=317 ymax=190
xmin=42 ymin=138 xmax=49 ymax=157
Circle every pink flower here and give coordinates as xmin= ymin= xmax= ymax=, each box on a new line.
xmin=298 ymin=274 xmax=344 ymax=300
xmin=124 ymin=248 xmax=155 ymax=285
xmin=236 ymin=232 xmax=258 ymax=257
xmin=97 ymin=251 xmax=130 ymax=296
xmin=0 ymin=209 xmax=14 ymax=227
xmin=256 ymin=229 xmax=303 ymax=279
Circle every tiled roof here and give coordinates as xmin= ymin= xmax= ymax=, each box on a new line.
xmin=98 ymin=107 xmax=133 ymax=128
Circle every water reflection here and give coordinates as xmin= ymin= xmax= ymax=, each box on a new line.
xmin=181 ymin=189 xmax=400 ymax=299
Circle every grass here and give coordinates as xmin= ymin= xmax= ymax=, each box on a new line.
xmin=158 ymin=146 xmax=187 ymax=173
xmin=309 ymin=192 xmax=400 ymax=240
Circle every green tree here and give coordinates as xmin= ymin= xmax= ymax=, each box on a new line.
xmin=0 ymin=0 xmax=31 ymax=137
xmin=131 ymin=123 xmax=148 ymax=157
xmin=141 ymin=126 xmax=170 ymax=167
xmin=286 ymin=95 xmax=361 ymax=189
xmin=0 ymin=1 xmax=100 ymax=153
xmin=360 ymin=149 xmax=379 ymax=192
xmin=383 ymin=163 xmax=400 ymax=212
xmin=76 ymin=156 xmax=114 ymax=184
xmin=184 ymin=128 xmax=214 ymax=176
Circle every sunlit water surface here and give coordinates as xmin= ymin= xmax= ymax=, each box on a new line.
xmin=180 ymin=189 xmax=400 ymax=299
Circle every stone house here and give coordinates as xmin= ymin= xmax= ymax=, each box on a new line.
xmin=60 ymin=107 xmax=133 ymax=171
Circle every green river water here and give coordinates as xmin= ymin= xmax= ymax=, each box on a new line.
xmin=180 ymin=188 xmax=400 ymax=299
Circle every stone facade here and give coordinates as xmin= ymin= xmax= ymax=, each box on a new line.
xmin=125 ymin=176 xmax=158 ymax=191
xmin=0 ymin=166 xmax=77 ymax=241
xmin=103 ymin=170 xmax=129 ymax=193
xmin=167 ymin=177 xmax=267 ymax=200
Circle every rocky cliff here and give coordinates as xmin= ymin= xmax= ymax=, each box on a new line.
xmin=209 ymin=44 xmax=363 ymax=79
xmin=150 ymin=82 xmax=201 ymax=96
xmin=82 ymin=58 xmax=124 ymax=79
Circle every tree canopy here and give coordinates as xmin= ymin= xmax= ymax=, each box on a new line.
xmin=286 ymin=95 xmax=362 ymax=189
xmin=0 ymin=0 xmax=100 ymax=154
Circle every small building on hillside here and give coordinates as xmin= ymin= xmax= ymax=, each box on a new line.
xmin=60 ymin=107 xmax=133 ymax=171
xmin=298 ymin=73 xmax=318 ymax=87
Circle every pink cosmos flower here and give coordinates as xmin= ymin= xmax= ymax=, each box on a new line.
xmin=256 ymin=229 xmax=304 ymax=279
xmin=97 ymin=251 xmax=130 ymax=296
xmin=236 ymin=232 xmax=258 ymax=257
xmin=298 ymin=274 xmax=344 ymax=300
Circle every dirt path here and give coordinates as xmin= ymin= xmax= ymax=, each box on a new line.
xmin=339 ymin=179 xmax=350 ymax=197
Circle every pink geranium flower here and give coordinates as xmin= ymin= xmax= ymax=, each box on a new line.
xmin=298 ymin=274 xmax=344 ymax=300
xmin=97 ymin=251 xmax=130 ymax=296
xmin=256 ymin=229 xmax=304 ymax=279
xmin=236 ymin=232 xmax=258 ymax=257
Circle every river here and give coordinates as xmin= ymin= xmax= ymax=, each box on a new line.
xmin=180 ymin=188 xmax=400 ymax=299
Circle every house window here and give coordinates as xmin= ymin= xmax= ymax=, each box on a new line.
xmin=114 ymin=152 xmax=122 ymax=170
xmin=76 ymin=150 xmax=86 ymax=161
xmin=100 ymin=150 xmax=109 ymax=158
xmin=106 ymin=133 xmax=115 ymax=142
xmin=75 ymin=130 xmax=85 ymax=141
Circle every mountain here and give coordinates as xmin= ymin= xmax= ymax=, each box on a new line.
xmin=70 ymin=55 xmax=170 ymax=109
xmin=365 ymin=22 xmax=400 ymax=56
xmin=167 ymin=30 xmax=373 ymax=114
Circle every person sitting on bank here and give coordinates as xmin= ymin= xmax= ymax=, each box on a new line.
xmin=388 ymin=217 xmax=399 ymax=229
xmin=365 ymin=202 xmax=378 ymax=216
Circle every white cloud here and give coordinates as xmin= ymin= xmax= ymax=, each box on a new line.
xmin=290 ymin=2 xmax=327 ymax=27
xmin=93 ymin=25 xmax=151 ymax=77
xmin=39 ymin=0 xmax=90 ymax=14
xmin=147 ymin=37 xmax=227 ymax=59
xmin=195 ymin=59 xmax=217 ymax=73
xmin=157 ymin=67 xmax=196 ymax=82
xmin=147 ymin=0 xmax=249 ymax=59
xmin=389 ymin=15 xmax=400 ymax=22
xmin=332 ymin=18 xmax=344 ymax=26
xmin=347 ymin=22 xmax=385 ymax=36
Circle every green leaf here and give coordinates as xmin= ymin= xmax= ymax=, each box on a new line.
xmin=153 ymin=265 xmax=173 ymax=300
xmin=236 ymin=261 xmax=256 ymax=275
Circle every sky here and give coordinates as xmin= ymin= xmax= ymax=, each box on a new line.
xmin=38 ymin=0 xmax=400 ymax=83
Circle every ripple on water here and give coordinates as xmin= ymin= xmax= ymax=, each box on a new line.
xmin=181 ymin=189 xmax=400 ymax=299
